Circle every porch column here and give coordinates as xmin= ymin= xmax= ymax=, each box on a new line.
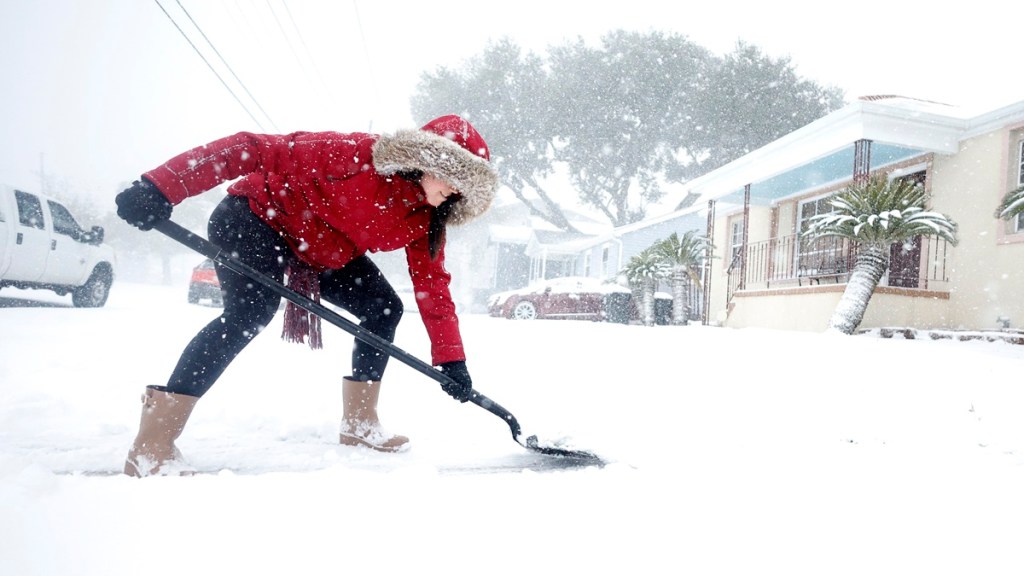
xmin=740 ymin=184 xmax=750 ymax=290
xmin=703 ymin=199 xmax=715 ymax=325
xmin=853 ymin=139 xmax=872 ymax=183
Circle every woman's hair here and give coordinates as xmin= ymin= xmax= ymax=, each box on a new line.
xmin=396 ymin=169 xmax=458 ymax=260
xmin=429 ymin=195 xmax=460 ymax=260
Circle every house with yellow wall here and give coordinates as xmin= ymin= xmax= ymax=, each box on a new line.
xmin=677 ymin=95 xmax=1024 ymax=332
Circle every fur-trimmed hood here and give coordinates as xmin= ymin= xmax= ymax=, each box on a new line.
xmin=372 ymin=115 xmax=498 ymax=225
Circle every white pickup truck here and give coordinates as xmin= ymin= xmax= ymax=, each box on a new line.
xmin=0 ymin=186 xmax=116 ymax=307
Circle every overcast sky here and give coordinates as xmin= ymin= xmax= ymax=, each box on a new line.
xmin=1 ymin=0 xmax=1020 ymax=206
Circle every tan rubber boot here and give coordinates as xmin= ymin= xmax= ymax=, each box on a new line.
xmin=339 ymin=378 xmax=409 ymax=453
xmin=123 ymin=386 xmax=200 ymax=477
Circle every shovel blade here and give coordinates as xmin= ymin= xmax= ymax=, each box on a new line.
xmin=522 ymin=434 xmax=606 ymax=465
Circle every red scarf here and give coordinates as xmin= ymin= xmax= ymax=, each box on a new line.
xmin=281 ymin=262 xmax=323 ymax=350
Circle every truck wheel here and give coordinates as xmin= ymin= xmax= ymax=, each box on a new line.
xmin=72 ymin=267 xmax=112 ymax=308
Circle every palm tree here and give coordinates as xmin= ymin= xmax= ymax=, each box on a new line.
xmin=996 ymin=184 xmax=1024 ymax=221
xmin=655 ymin=230 xmax=712 ymax=325
xmin=621 ymin=247 xmax=666 ymax=326
xmin=804 ymin=174 xmax=958 ymax=335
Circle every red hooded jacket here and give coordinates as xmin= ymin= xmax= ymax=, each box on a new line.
xmin=143 ymin=116 xmax=498 ymax=365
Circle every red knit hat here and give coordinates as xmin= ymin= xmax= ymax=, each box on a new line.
xmin=372 ymin=115 xmax=498 ymax=224
xmin=420 ymin=115 xmax=491 ymax=161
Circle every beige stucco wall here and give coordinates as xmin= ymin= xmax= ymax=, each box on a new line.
xmin=859 ymin=290 xmax=955 ymax=330
xmin=711 ymin=122 xmax=1024 ymax=332
xmin=705 ymin=207 xmax=729 ymax=326
xmin=725 ymin=286 xmax=953 ymax=332
xmin=705 ymin=203 xmax=774 ymax=326
xmin=931 ymin=126 xmax=1024 ymax=330
xmin=724 ymin=288 xmax=840 ymax=331
xmin=775 ymin=201 xmax=797 ymax=236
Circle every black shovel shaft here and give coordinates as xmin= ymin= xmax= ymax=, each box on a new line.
xmin=154 ymin=220 xmax=523 ymax=442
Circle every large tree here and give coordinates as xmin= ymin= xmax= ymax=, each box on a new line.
xmin=696 ymin=42 xmax=845 ymax=169
xmin=545 ymin=31 xmax=713 ymax=226
xmin=804 ymin=175 xmax=958 ymax=335
xmin=412 ymin=33 xmax=845 ymax=230
xmin=411 ymin=40 xmax=579 ymax=232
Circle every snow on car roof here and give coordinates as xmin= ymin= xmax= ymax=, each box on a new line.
xmin=507 ymin=276 xmax=631 ymax=295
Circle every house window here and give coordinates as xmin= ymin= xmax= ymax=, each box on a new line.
xmin=583 ymin=253 xmax=591 ymax=277
xmin=1015 ymin=140 xmax=1024 ymax=232
xmin=797 ymin=194 xmax=842 ymax=274
xmin=798 ymin=195 xmax=834 ymax=233
xmin=729 ymin=220 xmax=744 ymax=263
xmin=602 ymin=246 xmax=610 ymax=274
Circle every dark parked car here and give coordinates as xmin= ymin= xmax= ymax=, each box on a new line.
xmin=187 ymin=258 xmax=222 ymax=306
xmin=487 ymin=276 xmax=636 ymax=322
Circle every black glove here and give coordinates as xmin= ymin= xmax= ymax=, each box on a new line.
xmin=116 ymin=178 xmax=172 ymax=231
xmin=438 ymin=361 xmax=473 ymax=402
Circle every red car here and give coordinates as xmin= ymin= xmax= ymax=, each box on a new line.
xmin=487 ymin=276 xmax=635 ymax=322
xmin=187 ymin=258 xmax=222 ymax=306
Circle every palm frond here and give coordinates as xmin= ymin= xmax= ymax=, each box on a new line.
xmin=621 ymin=246 xmax=667 ymax=283
xmin=654 ymin=230 xmax=712 ymax=290
xmin=655 ymin=230 xmax=713 ymax=267
xmin=803 ymin=174 xmax=958 ymax=247
xmin=996 ymin=185 xmax=1024 ymax=220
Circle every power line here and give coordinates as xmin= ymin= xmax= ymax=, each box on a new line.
xmin=152 ymin=0 xmax=272 ymax=131
xmin=264 ymin=0 xmax=320 ymax=103
xmin=280 ymin=0 xmax=340 ymax=112
xmin=350 ymin=0 xmax=381 ymax=131
xmin=174 ymin=0 xmax=280 ymax=131
xmin=219 ymin=0 xmax=325 ymax=129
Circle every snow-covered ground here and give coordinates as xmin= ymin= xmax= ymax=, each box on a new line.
xmin=3 ymin=280 xmax=1024 ymax=575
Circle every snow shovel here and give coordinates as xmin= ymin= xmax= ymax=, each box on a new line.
xmin=154 ymin=220 xmax=603 ymax=464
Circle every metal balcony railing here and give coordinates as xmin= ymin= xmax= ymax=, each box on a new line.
xmin=726 ymin=233 xmax=951 ymax=303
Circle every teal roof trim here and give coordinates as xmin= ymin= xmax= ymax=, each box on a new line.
xmin=717 ymin=142 xmax=927 ymax=204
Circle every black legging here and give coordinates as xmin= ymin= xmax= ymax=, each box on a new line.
xmin=164 ymin=196 xmax=404 ymax=397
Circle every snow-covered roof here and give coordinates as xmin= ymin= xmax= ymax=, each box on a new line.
xmin=488 ymin=224 xmax=534 ymax=244
xmin=613 ymin=199 xmax=707 ymax=235
xmin=524 ymin=229 xmax=602 ymax=257
xmin=652 ymin=95 xmax=1024 ymax=216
